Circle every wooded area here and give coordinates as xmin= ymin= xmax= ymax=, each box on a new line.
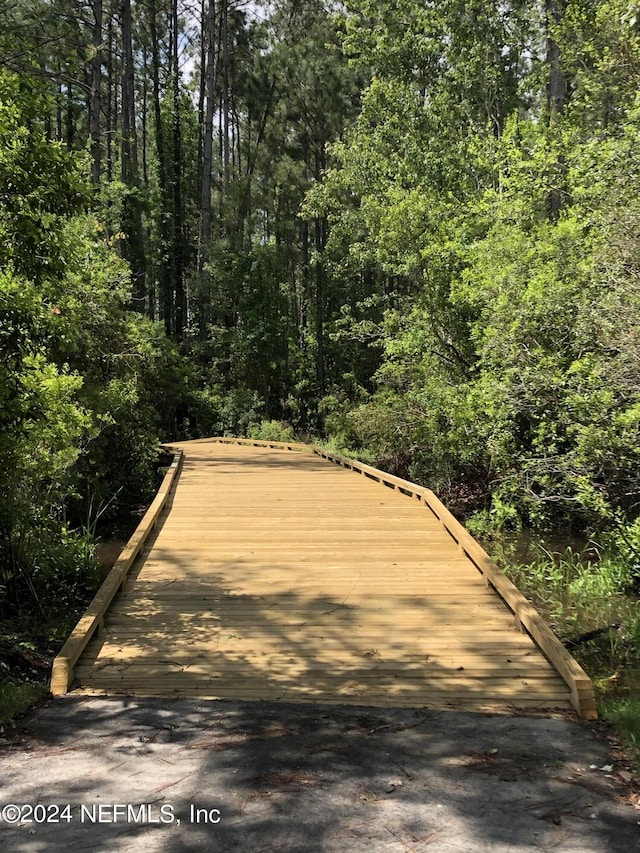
xmin=1 ymin=1 xmax=640 ymax=710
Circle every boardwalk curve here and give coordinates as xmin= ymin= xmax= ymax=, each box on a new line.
xmin=52 ymin=439 xmax=596 ymax=717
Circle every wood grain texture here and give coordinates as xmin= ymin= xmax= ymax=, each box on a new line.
xmin=66 ymin=439 xmax=594 ymax=716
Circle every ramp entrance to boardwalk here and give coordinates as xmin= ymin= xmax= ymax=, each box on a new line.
xmin=52 ymin=439 xmax=596 ymax=717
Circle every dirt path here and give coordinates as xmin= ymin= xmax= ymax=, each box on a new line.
xmin=1 ymin=697 xmax=638 ymax=851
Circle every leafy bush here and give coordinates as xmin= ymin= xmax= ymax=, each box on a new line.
xmin=247 ymin=420 xmax=296 ymax=442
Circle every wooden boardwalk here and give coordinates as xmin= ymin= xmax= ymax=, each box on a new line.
xmin=55 ymin=440 xmax=596 ymax=715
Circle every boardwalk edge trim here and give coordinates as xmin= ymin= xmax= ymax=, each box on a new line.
xmin=309 ymin=444 xmax=598 ymax=720
xmin=50 ymin=450 xmax=184 ymax=696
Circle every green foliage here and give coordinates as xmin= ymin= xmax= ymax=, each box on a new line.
xmin=599 ymin=696 xmax=640 ymax=760
xmin=0 ymin=682 xmax=48 ymax=727
xmin=22 ymin=527 xmax=101 ymax=621
xmin=189 ymin=242 xmax=293 ymax=425
xmin=247 ymin=420 xmax=296 ymax=442
xmin=0 ymin=264 xmax=99 ymax=608
xmin=313 ymin=0 xmax=640 ymax=538
xmin=0 ymin=74 xmax=90 ymax=283
xmin=2 ymin=2 xmax=640 ymax=728
xmin=73 ymin=313 xmax=192 ymax=512
xmin=0 ymin=69 xmax=188 ymax=626
xmin=188 ymin=384 xmax=264 ymax=439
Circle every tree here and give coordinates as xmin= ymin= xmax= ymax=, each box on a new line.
xmin=120 ymin=0 xmax=146 ymax=310
xmin=309 ymin=0 xmax=640 ymax=534
xmin=89 ymin=0 xmax=103 ymax=187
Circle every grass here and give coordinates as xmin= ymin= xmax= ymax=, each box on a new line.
xmin=599 ymin=697 xmax=640 ymax=761
xmin=485 ymin=533 xmax=640 ymax=767
xmin=0 ymin=682 xmax=48 ymax=728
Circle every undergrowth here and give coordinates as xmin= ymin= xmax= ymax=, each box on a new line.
xmin=488 ymin=528 xmax=640 ymax=764
xmin=0 ymin=683 xmax=48 ymax=728
xmin=599 ymin=698 xmax=640 ymax=760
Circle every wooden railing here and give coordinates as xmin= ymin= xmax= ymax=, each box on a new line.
xmin=176 ymin=436 xmax=311 ymax=452
xmin=310 ymin=446 xmax=597 ymax=719
xmin=50 ymin=451 xmax=183 ymax=695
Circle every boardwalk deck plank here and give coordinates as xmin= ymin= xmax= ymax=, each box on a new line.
xmin=69 ymin=440 xmax=581 ymax=712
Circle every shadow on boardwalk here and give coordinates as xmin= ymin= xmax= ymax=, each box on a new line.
xmin=1 ymin=696 xmax=638 ymax=852
xmin=77 ymin=546 xmax=569 ymax=709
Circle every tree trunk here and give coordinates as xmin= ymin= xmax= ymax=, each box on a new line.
xmin=89 ymin=0 xmax=103 ymax=188
xmin=121 ymin=0 xmax=146 ymax=311
xmin=172 ymin=0 xmax=186 ymax=338
xmin=106 ymin=12 xmax=113 ymax=183
xmin=313 ymin=145 xmax=326 ymax=394
xmin=149 ymin=0 xmax=172 ymax=334
xmin=545 ymin=0 xmax=566 ymax=121
xmin=141 ymin=45 xmax=149 ymax=189
xmin=66 ymin=81 xmax=74 ymax=147
xmin=197 ymin=0 xmax=207 ymax=197
xmin=199 ymin=0 xmax=217 ymax=271
xmin=222 ymin=0 xmax=230 ymax=188
xmin=197 ymin=0 xmax=217 ymax=339
xmin=314 ymin=214 xmax=326 ymax=394
xmin=545 ymin=0 xmax=567 ymax=221
xmin=300 ymin=217 xmax=309 ymax=354
xmin=56 ymin=73 xmax=63 ymax=140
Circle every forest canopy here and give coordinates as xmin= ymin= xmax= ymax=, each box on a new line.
xmin=1 ymin=0 xmax=640 ymax=631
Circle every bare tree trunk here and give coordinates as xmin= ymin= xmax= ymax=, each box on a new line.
xmin=56 ymin=73 xmax=63 ymax=140
xmin=121 ymin=0 xmax=136 ymax=177
xmin=314 ymin=214 xmax=326 ymax=394
xmin=546 ymin=0 xmax=566 ymax=221
xmin=106 ymin=12 xmax=113 ymax=182
xmin=222 ymin=0 xmax=230 ymax=188
xmin=172 ymin=0 xmax=186 ymax=338
xmin=312 ymin=141 xmax=327 ymax=396
xmin=66 ymin=81 xmax=74 ymax=147
xmin=149 ymin=0 xmax=172 ymax=335
xmin=141 ymin=45 xmax=149 ymax=188
xmin=218 ymin=94 xmax=224 ymax=222
xmin=197 ymin=0 xmax=217 ymax=339
xmin=197 ymin=0 xmax=207 ymax=196
xmin=89 ymin=0 xmax=103 ymax=188
xmin=121 ymin=0 xmax=146 ymax=311
xmin=546 ymin=0 xmax=566 ymax=120
xmin=300 ymin=217 xmax=309 ymax=353
xmin=199 ymin=0 xmax=217 ymax=270
xmin=140 ymin=42 xmax=153 ymax=318
xmin=240 ymin=76 xmax=276 ymax=245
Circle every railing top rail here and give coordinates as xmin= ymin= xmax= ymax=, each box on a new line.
xmin=164 ymin=437 xmax=312 ymax=452
xmin=50 ymin=450 xmax=183 ymax=696
xmin=308 ymin=445 xmax=597 ymax=719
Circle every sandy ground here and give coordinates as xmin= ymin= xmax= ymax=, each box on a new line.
xmin=1 ymin=696 xmax=639 ymax=852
